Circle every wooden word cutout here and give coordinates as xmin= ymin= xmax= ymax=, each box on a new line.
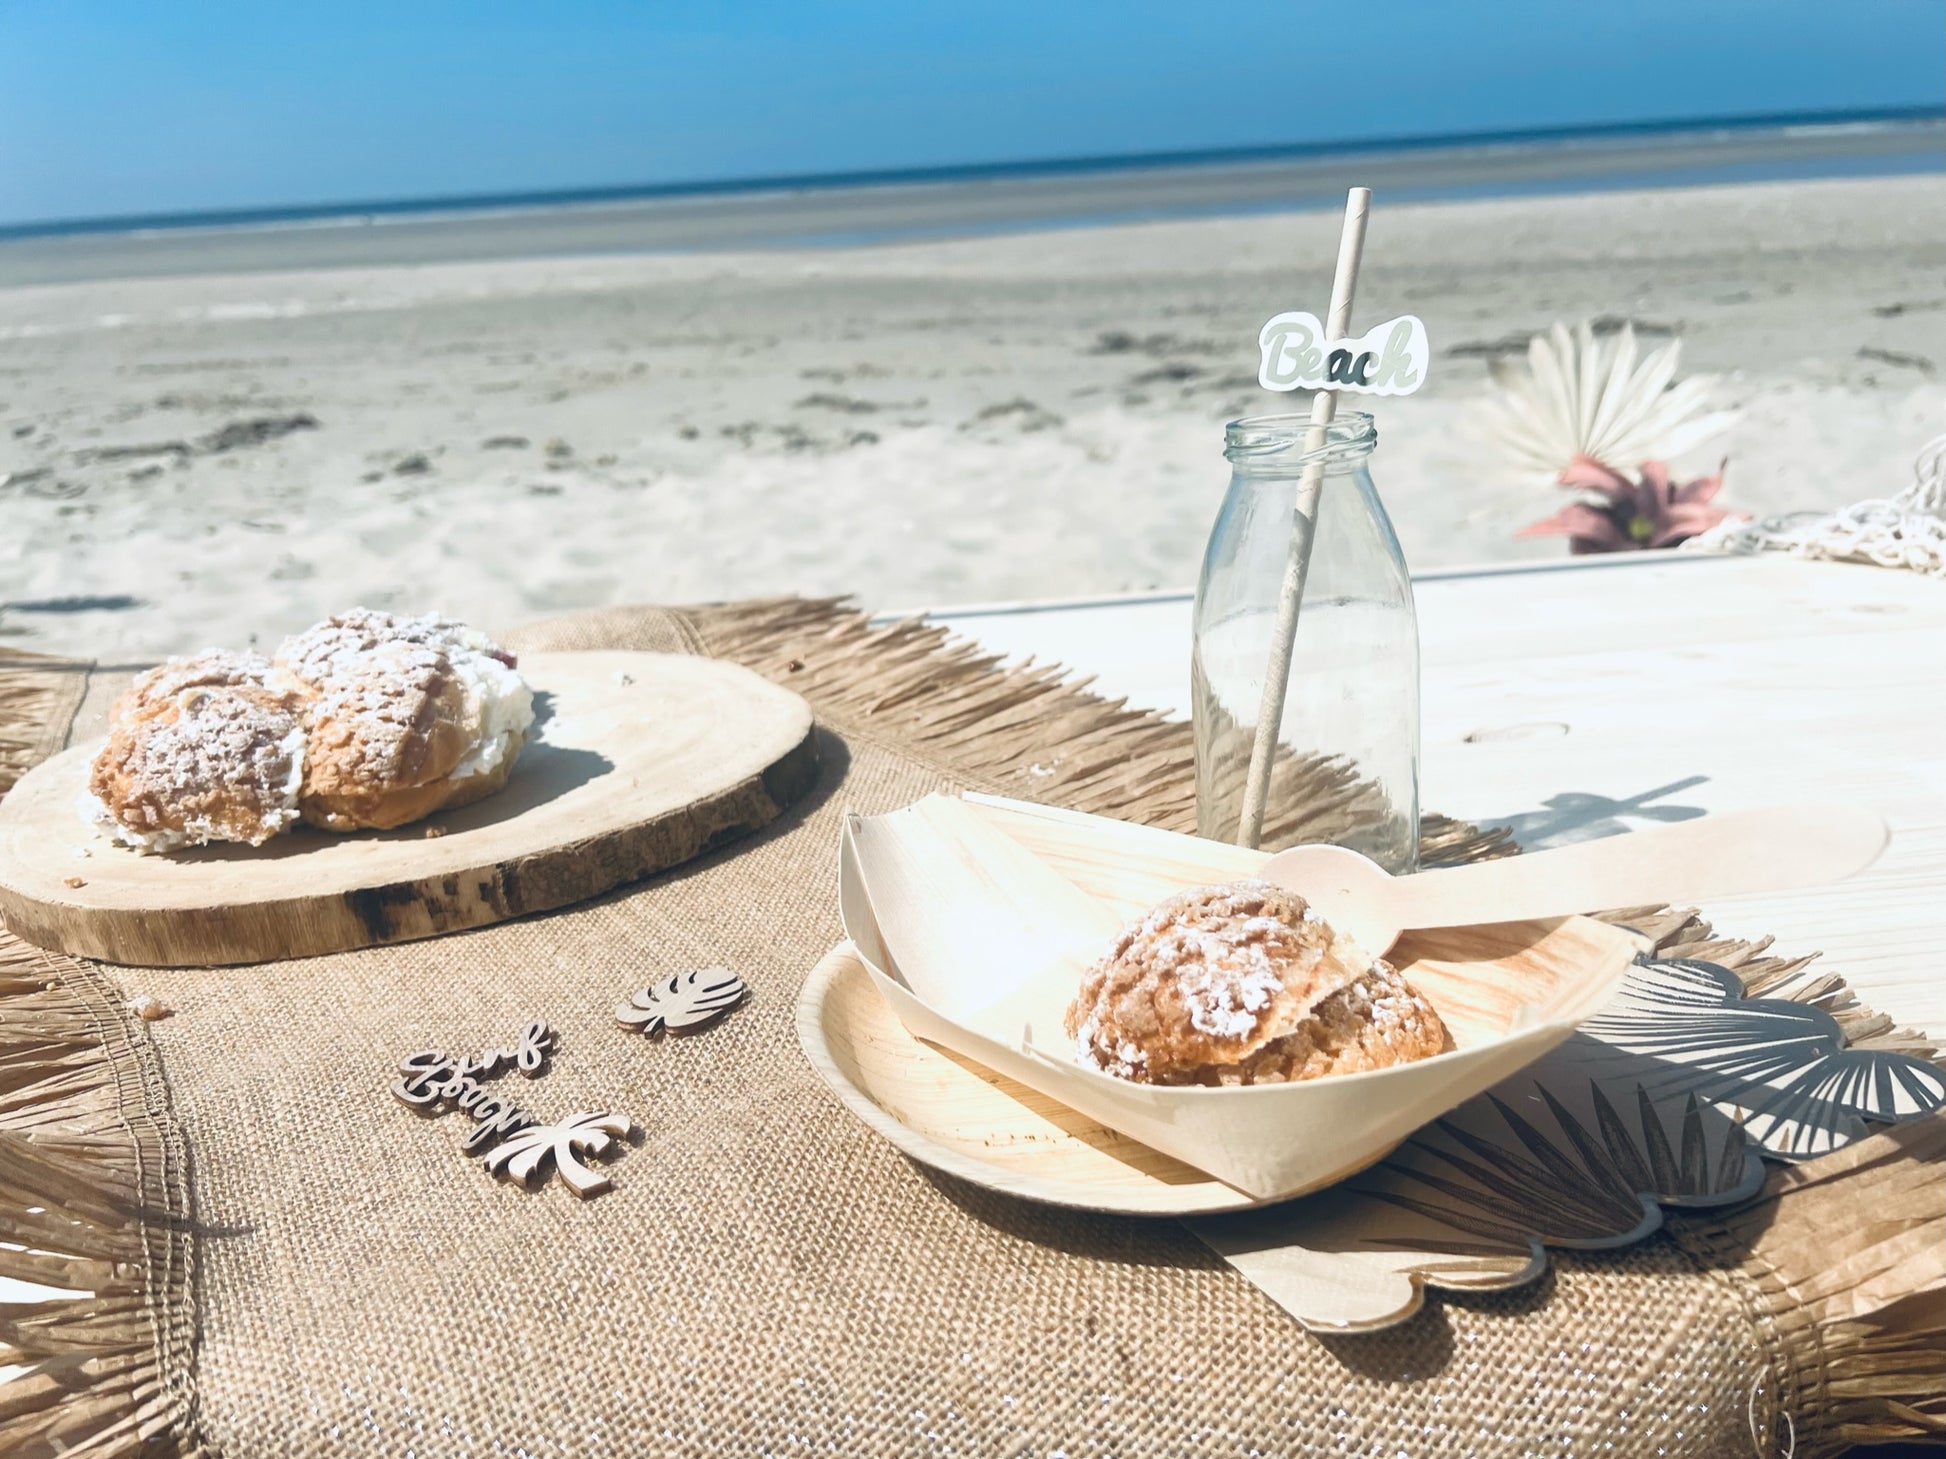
xmin=616 ymin=966 xmax=748 ymax=1036
xmin=458 ymin=1019 xmax=553 ymax=1080
xmin=1256 ymin=312 xmax=1429 ymax=396
xmin=392 ymin=1021 xmax=555 ymax=1154
xmin=483 ymin=1111 xmax=634 ymax=1199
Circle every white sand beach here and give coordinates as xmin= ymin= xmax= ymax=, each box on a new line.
xmin=1 ymin=173 xmax=1941 ymax=658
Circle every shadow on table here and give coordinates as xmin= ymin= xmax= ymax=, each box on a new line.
xmin=1479 ymin=775 xmax=1710 ymax=850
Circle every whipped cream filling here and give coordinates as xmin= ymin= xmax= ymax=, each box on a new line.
xmin=81 ymin=790 xmax=194 ymax=854
xmin=266 ymin=720 xmax=309 ymax=823
xmin=446 ymin=651 xmax=535 ymax=782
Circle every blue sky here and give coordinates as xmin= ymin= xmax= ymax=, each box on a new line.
xmin=1 ymin=0 xmax=1941 ymax=227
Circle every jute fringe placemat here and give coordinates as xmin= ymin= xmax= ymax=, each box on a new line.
xmin=1 ymin=606 xmax=1941 ymax=1459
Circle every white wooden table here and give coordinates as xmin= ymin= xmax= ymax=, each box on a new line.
xmin=902 ymin=553 xmax=1946 ymax=1041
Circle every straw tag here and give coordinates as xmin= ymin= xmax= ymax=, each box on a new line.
xmin=1257 ymin=311 xmax=1429 ymax=396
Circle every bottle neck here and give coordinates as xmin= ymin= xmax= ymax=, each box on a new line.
xmin=1224 ymin=410 xmax=1377 ymax=476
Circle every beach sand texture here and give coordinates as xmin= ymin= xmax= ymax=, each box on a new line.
xmin=1 ymin=175 xmax=1941 ymax=658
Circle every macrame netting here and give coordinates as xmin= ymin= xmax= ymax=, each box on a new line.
xmin=1688 ymin=429 xmax=1946 ymax=577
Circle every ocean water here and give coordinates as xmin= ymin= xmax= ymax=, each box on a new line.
xmin=0 ymin=110 xmax=1939 ymax=288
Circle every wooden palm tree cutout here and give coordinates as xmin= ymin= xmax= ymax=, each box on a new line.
xmin=482 ymin=1111 xmax=634 ymax=1198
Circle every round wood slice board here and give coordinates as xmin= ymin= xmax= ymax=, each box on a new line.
xmin=0 ymin=651 xmax=818 ymax=967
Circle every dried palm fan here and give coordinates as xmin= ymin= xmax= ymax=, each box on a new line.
xmin=1686 ymin=429 xmax=1946 ymax=578
xmin=1476 ymin=320 xmax=1738 ymax=485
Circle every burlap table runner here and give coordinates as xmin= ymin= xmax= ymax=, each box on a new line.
xmin=2 ymin=602 xmax=1941 ymax=1458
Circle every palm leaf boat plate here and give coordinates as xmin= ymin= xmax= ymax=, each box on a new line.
xmin=814 ymin=792 xmax=1651 ymax=1206
xmin=801 ymin=793 xmax=1944 ymax=1330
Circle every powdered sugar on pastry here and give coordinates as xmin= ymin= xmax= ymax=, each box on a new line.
xmin=276 ymin=608 xmax=532 ymax=790
xmin=82 ymin=610 xmax=533 ymax=850
xmin=274 ymin=608 xmax=532 ymax=831
xmin=293 ymin=637 xmax=468 ymax=787
xmin=1064 ymin=879 xmax=1448 ymax=1086
xmin=85 ymin=650 xmax=307 ymax=853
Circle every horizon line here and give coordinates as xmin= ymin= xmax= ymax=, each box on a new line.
xmin=3 ymin=104 xmax=1940 ymax=243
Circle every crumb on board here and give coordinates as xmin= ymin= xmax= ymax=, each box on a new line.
xmin=612 ymin=670 xmax=635 ymax=686
xmin=424 ymin=825 xmax=447 ymax=839
xmin=63 ymin=875 xmax=86 ymax=888
xmin=126 ymin=995 xmax=174 ymax=1022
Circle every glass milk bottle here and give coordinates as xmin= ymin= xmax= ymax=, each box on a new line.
xmin=1191 ymin=411 xmax=1420 ymax=871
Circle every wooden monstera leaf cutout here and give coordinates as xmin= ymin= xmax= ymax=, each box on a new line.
xmin=616 ymin=967 xmax=748 ymax=1036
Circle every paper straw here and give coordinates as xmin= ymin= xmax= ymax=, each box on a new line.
xmin=1234 ymin=187 xmax=1371 ymax=849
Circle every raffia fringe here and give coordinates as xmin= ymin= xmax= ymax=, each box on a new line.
xmin=1673 ymin=1118 xmax=1945 ymax=1457
xmin=0 ymin=677 xmax=54 ymax=799
xmin=1596 ymin=904 xmax=1942 ymax=1065
xmin=678 ymin=595 xmax=1516 ymax=867
xmin=0 ymin=648 xmax=88 ymax=802
xmin=0 ymin=933 xmax=197 ymax=1457
xmin=0 ymin=654 xmax=192 ymax=1454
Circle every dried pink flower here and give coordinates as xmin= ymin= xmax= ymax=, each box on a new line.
xmin=1517 ymin=454 xmax=1738 ymax=553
